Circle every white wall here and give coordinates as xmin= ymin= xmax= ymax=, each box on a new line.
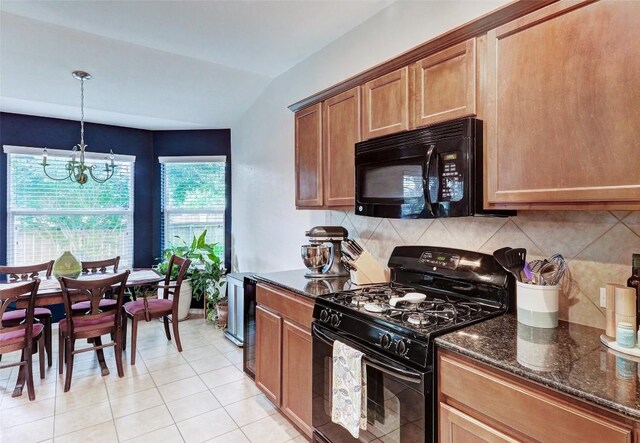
xmin=231 ymin=0 xmax=510 ymax=273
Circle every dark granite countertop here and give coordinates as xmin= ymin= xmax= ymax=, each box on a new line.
xmin=254 ymin=269 xmax=352 ymax=299
xmin=435 ymin=314 xmax=640 ymax=420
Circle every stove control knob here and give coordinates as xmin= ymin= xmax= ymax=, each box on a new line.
xmin=319 ymin=310 xmax=330 ymax=323
xmin=330 ymin=314 xmax=341 ymax=327
xmin=380 ymin=333 xmax=392 ymax=349
xmin=396 ymin=339 xmax=408 ymax=356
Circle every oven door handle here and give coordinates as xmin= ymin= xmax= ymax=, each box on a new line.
xmin=423 ymin=144 xmax=436 ymax=217
xmin=312 ymin=324 xmax=424 ymax=385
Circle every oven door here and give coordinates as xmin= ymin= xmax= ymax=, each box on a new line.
xmin=312 ymin=323 xmax=429 ymax=443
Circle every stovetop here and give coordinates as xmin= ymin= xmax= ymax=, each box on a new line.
xmin=312 ymin=246 xmax=514 ymax=369
xmin=319 ymin=283 xmax=500 ymax=336
xmin=326 ymin=282 xmax=501 ymax=335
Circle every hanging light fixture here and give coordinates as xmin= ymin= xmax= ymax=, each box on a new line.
xmin=41 ymin=70 xmax=116 ymax=185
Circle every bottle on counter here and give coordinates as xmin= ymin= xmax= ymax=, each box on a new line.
xmin=616 ymin=322 xmax=635 ymax=348
xmin=629 ymin=254 xmax=640 ymax=325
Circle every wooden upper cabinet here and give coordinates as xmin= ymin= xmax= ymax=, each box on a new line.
xmin=323 ymin=88 xmax=360 ymax=207
xmin=413 ymin=38 xmax=476 ymax=128
xmin=485 ymin=0 xmax=640 ymax=206
xmin=361 ymin=67 xmax=410 ymax=140
xmin=295 ymin=103 xmax=323 ymax=208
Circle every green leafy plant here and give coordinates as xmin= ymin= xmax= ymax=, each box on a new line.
xmin=155 ymin=229 xmax=225 ymax=302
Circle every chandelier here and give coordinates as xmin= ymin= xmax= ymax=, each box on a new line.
xmin=41 ymin=71 xmax=116 ymax=185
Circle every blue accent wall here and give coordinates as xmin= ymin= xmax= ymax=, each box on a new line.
xmin=0 ymin=112 xmax=231 ymax=270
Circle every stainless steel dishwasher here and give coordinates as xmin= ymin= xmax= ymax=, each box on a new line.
xmin=223 ymin=272 xmax=254 ymax=346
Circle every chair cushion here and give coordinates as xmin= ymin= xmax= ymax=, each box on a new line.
xmin=1 ymin=307 xmax=52 ymax=323
xmin=1 ymin=308 xmax=52 ymax=327
xmin=71 ymin=299 xmax=117 ymax=311
xmin=124 ymin=299 xmax=173 ymax=316
xmin=0 ymin=324 xmax=44 ymax=347
xmin=59 ymin=315 xmax=116 ymax=334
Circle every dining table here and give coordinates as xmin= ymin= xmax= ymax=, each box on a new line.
xmin=2 ymin=268 xmax=164 ymax=398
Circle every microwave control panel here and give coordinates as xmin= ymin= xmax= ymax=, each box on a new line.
xmin=438 ymin=151 xmax=464 ymax=202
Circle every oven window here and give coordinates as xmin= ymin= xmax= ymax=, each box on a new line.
xmin=361 ymin=162 xmax=424 ymax=201
xmin=313 ymin=338 xmax=426 ymax=443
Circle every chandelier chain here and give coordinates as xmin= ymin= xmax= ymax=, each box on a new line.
xmin=80 ymin=76 xmax=85 ymax=147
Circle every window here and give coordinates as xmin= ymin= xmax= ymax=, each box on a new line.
xmin=160 ymin=156 xmax=226 ymax=260
xmin=4 ymin=145 xmax=135 ymax=268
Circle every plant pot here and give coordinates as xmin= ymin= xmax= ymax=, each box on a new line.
xmin=160 ymin=279 xmax=192 ymax=321
xmin=216 ymin=303 xmax=228 ymax=327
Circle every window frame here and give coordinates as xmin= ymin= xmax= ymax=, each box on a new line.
xmin=159 ymin=155 xmax=228 ymax=265
xmin=4 ymin=145 xmax=136 ymax=267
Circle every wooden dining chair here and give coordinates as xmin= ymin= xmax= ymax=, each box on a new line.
xmin=58 ymin=271 xmax=129 ymax=392
xmin=0 ymin=261 xmax=54 ymax=367
xmin=123 ymin=255 xmax=191 ymax=365
xmin=81 ymin=257 xmax=120 ymax=274
xmin=0 ymin=280 xmax=45 ymax=401
xmin=71 ymin=256 xmax=121 ymax=314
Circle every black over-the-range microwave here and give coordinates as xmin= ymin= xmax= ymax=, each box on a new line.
xmin=354 ymin=117 xmax=514 ymax=219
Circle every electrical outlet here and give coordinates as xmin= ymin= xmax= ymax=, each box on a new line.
xmin=599 ymin=287 xmax=607 ymax=308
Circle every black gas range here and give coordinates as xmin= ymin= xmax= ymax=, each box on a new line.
xmin=311 ymin=246 xmax=514 ymax=443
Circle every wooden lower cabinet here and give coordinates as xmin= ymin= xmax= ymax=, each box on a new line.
xmin=438 ymin=349 xmax=638 ymax=443
xmin=440 ymin=403 xmax=517 ymax=443
xmin=282 ymin=319 xmax=313 ymax=436
xmin=255 ymin=305 xmax=282 ymax=405
xmin=255 ymin=283 xmax=314 ymax=439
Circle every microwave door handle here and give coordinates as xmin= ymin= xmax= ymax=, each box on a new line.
xmin=424 ymin=144 xmax=436 ymax=217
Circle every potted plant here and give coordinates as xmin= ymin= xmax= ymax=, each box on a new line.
xmin=155 ymin=229 xmax=225 ymax=321
xmin=206 ymin=279 xmax=228 ymax=327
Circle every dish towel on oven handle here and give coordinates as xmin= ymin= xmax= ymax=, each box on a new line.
xmin=331 ymin=340 xmax=367 ymax=438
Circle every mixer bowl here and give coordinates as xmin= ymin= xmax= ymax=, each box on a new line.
xmin=301 ymin=244 xmax=331 ymax=273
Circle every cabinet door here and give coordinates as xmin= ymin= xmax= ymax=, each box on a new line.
xmin=255 ymin=305 xmax=282 ymax=406
xmin=485 ymin=0 xmax=640 ymax=206
xmin=414 ymin=38 xmax=476 ymax=128
xmin=361 ymin=67 xmax=410 ymax=140
xmin=323 ymin=88 xmax=361 ymax=207
xmin=295 ymin=103 xmax=323 ymax=208
xmin=440 ymin=403 xmax=518 ymax=443
xmin=282 ymin=319 xmax=313 ymax=438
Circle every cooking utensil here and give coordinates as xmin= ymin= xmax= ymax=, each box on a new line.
xmin=492 ymin=247 xmax=516 ymax=279
xmin=301 ymin=244 xmax=331 ymax=274
xmin=505 ymin=248 xmax=527 ymax=282
xmin=389 ymin=292 xmax=426 ymax=307
xmin=539 ymin=262 xmax=559 ymax=286
xmin=547 ymin=253 xmax=568 ymax=285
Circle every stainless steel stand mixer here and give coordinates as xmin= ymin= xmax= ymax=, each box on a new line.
xmin=301 ymin=226 xmax=349 ymax=278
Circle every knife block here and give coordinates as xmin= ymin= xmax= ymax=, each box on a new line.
xmin=349 ymin=251 xmax=390 ymax=285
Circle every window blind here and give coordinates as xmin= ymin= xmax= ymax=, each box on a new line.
xmin=6 ymin=148 xmax=135 ymax=268
xmin=161 ymin=160 xmax=226 ymax=260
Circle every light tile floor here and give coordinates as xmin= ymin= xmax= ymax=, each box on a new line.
xmin=0 ymin=318 xmax=307 ymax=443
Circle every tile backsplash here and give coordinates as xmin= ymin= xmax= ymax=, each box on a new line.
xmin=327 ymin=210 xmax=640 ymax=329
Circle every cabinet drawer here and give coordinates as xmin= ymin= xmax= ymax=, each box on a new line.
xmin=439 ymin=351 xmax=633 ymax=443
xmin=256 ymin=283 xmax=314 ymax=328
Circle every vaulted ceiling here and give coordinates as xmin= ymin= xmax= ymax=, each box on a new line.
xmin=0 ymin=1 xmax=393 ymax=130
